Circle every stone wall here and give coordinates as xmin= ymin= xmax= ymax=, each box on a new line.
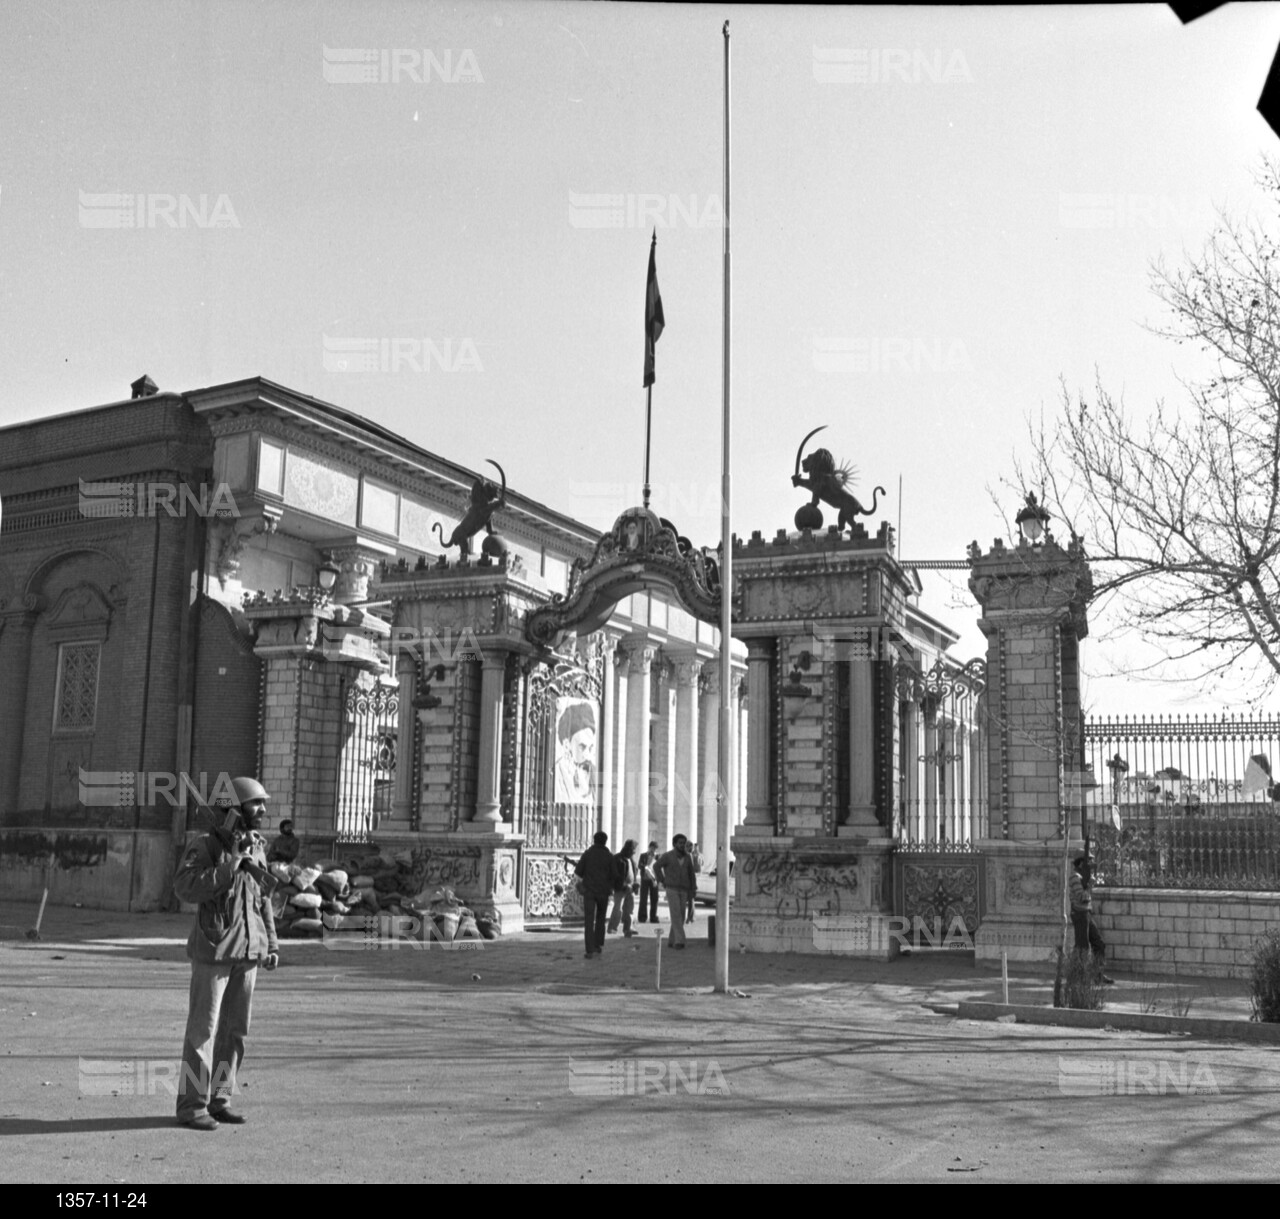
xmin=1096 ymin=886 xmax=1280 ymax=977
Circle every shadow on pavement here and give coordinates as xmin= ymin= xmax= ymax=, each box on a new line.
xmin=0 ymin=1116 xmax=178 ymax=1136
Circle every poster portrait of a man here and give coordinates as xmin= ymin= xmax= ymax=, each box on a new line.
xmin=554 ymin=699 xmax=597 ymax=805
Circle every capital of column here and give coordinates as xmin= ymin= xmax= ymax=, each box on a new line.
xmin=699 ymin=664 xmax=721 ymax=699
xmin=327 ymin=541 xmax=395 ymax=605
xmin=622 ymin=639 xmax=657 ymax=677
xmin=673 ymin=657 xmax=703 ymax=688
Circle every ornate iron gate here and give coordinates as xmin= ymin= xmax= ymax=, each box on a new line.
xmin=520 ymin=644 xmax=602 ymax=921
xmin=892 ymin=657 xmax=987 ymax=946
xmin=335 ymin=675 xmax=399 ymax=842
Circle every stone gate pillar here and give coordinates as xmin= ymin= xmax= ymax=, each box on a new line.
xmin=729 ymin=522 xmax=914 ymax=957
xmin=968 ymin=526 xmax=1092 ymax=965
xmin=378 ymin=557 xmax=547 ymax=934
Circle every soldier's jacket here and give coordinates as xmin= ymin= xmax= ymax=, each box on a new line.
xmin=174 ymin=830 xmax=278 ymax=965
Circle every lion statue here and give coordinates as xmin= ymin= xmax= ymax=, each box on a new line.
xmin=792 ymin=448 xmax=884 ymax=532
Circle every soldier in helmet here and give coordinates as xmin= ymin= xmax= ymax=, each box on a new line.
xmin=173 ymin=776 xmax=279 ymax=1130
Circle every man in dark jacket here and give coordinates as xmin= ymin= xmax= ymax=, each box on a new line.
xmin=173 ymin=776 xmax=279 ymax=1130
xmin=655 ymin=834 xmax=697 ymax=949
xmin=1070 ymin=853 xmax=1114 ymax=985
xmin=638 ymin=840 xmax=661 ymax=924
xmin=574 ymin=830 xmax=613 ymax=959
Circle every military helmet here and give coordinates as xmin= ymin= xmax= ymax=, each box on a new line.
xmin=231 ymin=776 xmax=270 ymax=807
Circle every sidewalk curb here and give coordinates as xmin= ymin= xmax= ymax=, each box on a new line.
xmin=956 ymin=1000 xmax=1280 ymax=1044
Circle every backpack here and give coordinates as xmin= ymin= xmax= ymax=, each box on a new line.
xmin=611 ymin=853 xmax=630 ymax=890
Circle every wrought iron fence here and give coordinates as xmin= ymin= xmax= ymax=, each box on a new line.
xmin=1083 ymin=714 xmax=1280 ymax=891
xmin=897 ymin=657 xmax=987 ymax=851
xmin=334 ymin=678 xmax=399 ymax=843
xmin=523 ymin=801 xmax=594 ymax=853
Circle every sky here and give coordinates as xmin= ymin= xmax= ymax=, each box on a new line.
xmin=2 ymin=1 xmax=1280 ymax=717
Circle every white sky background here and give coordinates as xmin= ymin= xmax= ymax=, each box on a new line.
xmin=2 ymin=2 xmax=1279 ymax=716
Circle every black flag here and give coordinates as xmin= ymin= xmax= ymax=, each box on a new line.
xmin=643 ymin=230 xmax=665 ymax=387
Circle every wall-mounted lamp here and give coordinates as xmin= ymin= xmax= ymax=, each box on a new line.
xmin=316 ymin=555 xmax=340 ymax=592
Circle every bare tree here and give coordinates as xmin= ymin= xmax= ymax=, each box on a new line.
xmin=1018 ymin=167 xmax=1280 ymax=695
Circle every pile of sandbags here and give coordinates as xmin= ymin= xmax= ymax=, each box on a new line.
xmin=270 ymin=859 xmax=376 ymax=938
xmin=268 ymin=852 xmax=498 ymax=940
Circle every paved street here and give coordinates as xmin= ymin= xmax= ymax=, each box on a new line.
xmin=2 ymin=903 xmax=1278 ymax=1183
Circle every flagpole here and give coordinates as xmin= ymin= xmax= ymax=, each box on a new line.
xmin=643 ymin=229 xmax=661 ymax=511
xmin=643 ymin=382 xmax=652 ymax=511
xmin=714 ymin=18 xmax=732 ymax=995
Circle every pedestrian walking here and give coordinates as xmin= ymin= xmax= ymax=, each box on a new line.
xmin=654 ymin=834 xmax=697 ymax=949
xmin=574 ymin=831 xmax=614 ymax=958
xmin=638 ymin=840 xmax=661 ymax=924
xmin=607 ymin=839 xmax=639 ymax=937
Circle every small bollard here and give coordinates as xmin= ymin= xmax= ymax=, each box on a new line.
xmin=708 ymin=913 xmax=715 ymax=948
xmin=655 ymin=928 xmax=663 ymax=991
xmin=1001 ymin=951 xmax=1009 ymax=1005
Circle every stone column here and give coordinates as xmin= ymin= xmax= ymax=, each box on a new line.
xmin=698 ymin=665 xmax=721 ymax=862
xmin=673 ymin=657 xmax=702 ymax=847
xmin=969 ymin=530 xmax=1093 ymax=965
xmin=902 ymin=697 xmax=920 ymax=842
xmin=391 ymin=650 xmax=416 ymax=826
xmin=654 ymin=661 xmax=676 ymax=848
xmin=742 ymin=639 xmax=774 ymax=832
xmin=622 ymin=641 xmax=655 ymax=849
xmin=730 ymin=667 xmax=746 ymax=831
xmin=846 ymin=636 xmax=878 ymax=830
xmin=471 ymin=650 xmax=507 ymax=823
xmin=598 ymin=633 xmax=618 ymax=845
xmin=612 ymin=644 xmax=629 ymax=845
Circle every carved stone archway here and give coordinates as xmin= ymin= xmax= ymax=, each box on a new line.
xmin=525 ymin=506 xmax=720 ymax=650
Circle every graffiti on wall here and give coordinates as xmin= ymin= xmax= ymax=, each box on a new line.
xmin=0 ymin=831 xmax=109 ymax=870
xmin=406 ymin=844 xmax=483 ymax=894
xmin=740 ymin=851 xmax=859 ymax=919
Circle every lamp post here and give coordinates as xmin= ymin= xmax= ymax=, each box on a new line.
xmin=1014 ymin=492 xmax=1050 ymax=544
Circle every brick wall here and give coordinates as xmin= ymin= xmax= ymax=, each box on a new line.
xmin=294 ymin=661 xmax=343 ymax=835
xmin=1096 ymin=886 xmax=1280 ymax=977
xmin=190 ymin=596 xmax=261 ymax=818
xmin=992 ymin=622 xmax=1063 ymax=842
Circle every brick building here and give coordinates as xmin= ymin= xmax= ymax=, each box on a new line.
xmin=0 ymin=376 xmax=750 ymax=919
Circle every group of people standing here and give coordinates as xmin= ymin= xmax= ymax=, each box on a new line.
xmin=574 ymin=833 xmax=702 ymax=958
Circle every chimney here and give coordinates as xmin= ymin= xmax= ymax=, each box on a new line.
xmin=131 ymin=375 xmax=159 ymax=399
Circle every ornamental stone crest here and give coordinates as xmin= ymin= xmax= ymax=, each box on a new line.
xmin=525 ymin=506 xmax=720 ymax=650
